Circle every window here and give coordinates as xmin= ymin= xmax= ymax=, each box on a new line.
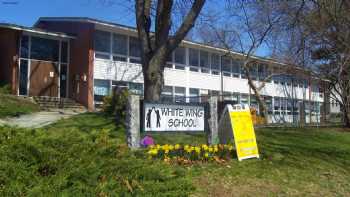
xmin=232 ymin=93 xmax=239 ymax=103
xmin=250 ymin=96 xmax=258 ymax=111
xmin=285 ymin=75 xmax=291 ymax=86
xmin=129 ymin=37 xmax=141 ymax=63
xmin=274 ymin=97 xmax=280 ymax=111
xmin=189 ymin=48 xmax=199 ymax=72
xmin=223 ymin=91 xmax=232 ymax=101
xmin=61 ymin=41 xmax=68 ymax=63
xmin=211 ymin=53 xmax=220 ymax=75
xmin=281 ymin=98 xmax=287 ymax=114
xmin=189 ymin=88 xmax=200 ymax=103
xmin=174 ymin=47 xmax=186 ymax=69
xmin=94 ymin=30 xmax=110 ymax=53
xmin=249 ymin=64 xmax=258 ymax=80
xmin=209 ymin=90 xmax=220 ymax=96
xmin=129 ymin=37 xmax=141 ymax=57
xmin=128 ymin=82 xmax=143 ymax=95
xmin=113 ymin=33 xmax=127 ymax=56
xmin=129 ymin=58 xmax=141 ymax=64
xmin=161 ymin=86 xmax=173 ymax=102
xmin=304 ymin=102 xmax=310 ymax=115
xmin=240 ymin=94 xmax=248 ymax=104
xmin=264 ymin=96 xmax=273 ymax=114
xmin=94 ymin=79 xmax=110 ymax=102
xmin=293 ymin=100 xmax=300 ymax=115
xmin=174 ymin=86 xmax=186 ymax=102
xmin=20 ymin=35 xmax=29 ymax=58
xmin=240 ymin=65 xmax=246 ymax=79
xmin=30 ymin=37 xmax=59 ymax=62
xmin=232 ymin=59 xmax=240 ymax=78
xmin=287 ymin=99 xmax=293 ymax=114
xmin=221 ymin=56 xmax=231 ymax=76
xmin=200 ymin=51 xmax=210 ymax=73
xmin=257 ymin=64 xmax=267 ymax=81
xmin=95 ymin=53 xmax=110 ymax=60
xmin=273 ymin=75 xmax=280 ymax=84
xmin=113 ymin=56 xmax=127 ymax=62
xmin=19 ymin=59 xmax=28 ymax=95
xmin=166 ymin=53 xmax=173 ymax=68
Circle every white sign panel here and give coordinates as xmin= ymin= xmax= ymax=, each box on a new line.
xmin=143 ymin=102 xmax=205 ymax=131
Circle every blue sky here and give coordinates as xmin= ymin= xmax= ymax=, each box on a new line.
xmin=0 ymin=0 xmax=136 ymax=27
xmin=0 ymin=0 xmax=269 ymax=56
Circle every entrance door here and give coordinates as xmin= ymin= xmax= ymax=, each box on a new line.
xmin=19 ymin=59 xmax=29 ymax=95
xmin=29 ymin=60 xmax=59 ymax=97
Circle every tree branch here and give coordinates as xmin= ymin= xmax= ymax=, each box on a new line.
xmin=168 ymin=0 xmax=206 ymax=50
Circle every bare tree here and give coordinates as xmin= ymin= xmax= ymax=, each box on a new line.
xmin=135 ymin=0 xmax=205 ymax=101
xmin=306 ymin=0 xmax=350 ymax=127
xmin=197 ymin=0 xmax=289 ymax=117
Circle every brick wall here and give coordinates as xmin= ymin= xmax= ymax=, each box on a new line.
xmin=35 ymin=21 xmax=95 ymax=110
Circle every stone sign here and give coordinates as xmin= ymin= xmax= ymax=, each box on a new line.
xmin=143 ymin=102 xmax=205 ymax=132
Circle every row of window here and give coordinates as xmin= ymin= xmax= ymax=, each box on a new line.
xmin=93 ymin=78 xmax=322 ymax=115
xmin=20 ymin=35 xmax=68 ymax=63
xmin=94 ymin=30 xmax=141 ymax=63
xmin=94 ymin=30 xmax=323 ymax=92
xmin=93 ymin=79 xmax=143 ymax=102
xmin=160 ymin=86 xmax=320 ymax=115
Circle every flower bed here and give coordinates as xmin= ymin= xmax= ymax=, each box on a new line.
xmin=147 ymin=144 xmax=235 ymax=164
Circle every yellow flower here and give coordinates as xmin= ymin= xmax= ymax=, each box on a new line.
xmin=148 ymin=149 xmax=158 ymax=155
xmin=156 ymin=144 xmax=161 ymax=149
xmin=162 ymin=144 xmax=169 ymax=151
xmin=149 ymin=145 xmax=155 ymax=149
xmin=202 ymin=144 xmax=208 ymax=151
xmin=186 ymin=148 xmax=192 ymax=153
xmin=175 ymin=144 xmax=181 ymax=150
xmin=184 ymin=145 xmax=190 ymax=150
xmin=191 ymin=146 xmax=196 ymax=151
xmin=164 ymin=149 xmax=169 ymax=154
xmin=228 ymin=145 xmax=234 ymax=151
xmin=169 ymin=145 xmax=174 ymax=151
xmin=208 ymin=147 xmax=213 ymax=153
xmin=195 ymin=147 xmax=201 ymax=154
xmin=213 ymin=146 xmax=219 ymax=153
xmin=204 ymin=153 xmax=209 ymax=158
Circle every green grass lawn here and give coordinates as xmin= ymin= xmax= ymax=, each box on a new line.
xmin=1 ymin=113 xmax=350 ymax=196
xmin=0 ymin=94 xmax=39 ymax=118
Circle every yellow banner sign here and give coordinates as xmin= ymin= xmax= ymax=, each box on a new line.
xmin=229 ymin=104 xmax=259 ymax=161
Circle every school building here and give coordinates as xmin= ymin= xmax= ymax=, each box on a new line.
xmin=0 ymin=17 xmax=339 ymax=123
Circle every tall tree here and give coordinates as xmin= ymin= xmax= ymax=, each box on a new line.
xmin=135 ymin=0 xmax=205 ymax=101
xmin=306 ymin=0 xmax=350 ymax=127
xmin=196 ymin=0 xmax=287 ymax=117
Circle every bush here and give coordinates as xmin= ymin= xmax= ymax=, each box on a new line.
xmin=101 ymin=88 xmax=129 ymax=124
xmin=0 ymin=121 xmax=195 ymax=196
xmin=0 ymin=94 xmax=39 ymax=118
xmin=0 ymin=84 xmax=11 ymax=94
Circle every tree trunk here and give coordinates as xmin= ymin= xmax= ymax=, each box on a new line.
xmin=341 ymin=105 xmax=350 ymax=127
xmin=244 ymin=66 xmax=268 ymax=118
xmin=142 ymin=56 xmax=166 ymax=101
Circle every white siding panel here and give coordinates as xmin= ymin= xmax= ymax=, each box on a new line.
xmin=116 ymin=62 xmax=143 ymax=83
xmin=94 ymin=59 xmax=110 ymax=80
xmin=223 ymin=77 xmax=250 ymax=94
xmin=188 ymin=72 xmax=221 ymax=90
xmin=94 ymin=60 xmax=143 ymax=83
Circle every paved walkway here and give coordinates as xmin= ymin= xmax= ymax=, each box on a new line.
xmin=0 ymin=109 xmax=86 ymax=128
